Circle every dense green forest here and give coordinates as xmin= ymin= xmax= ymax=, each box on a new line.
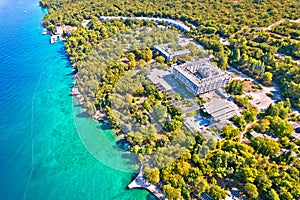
xmin=40 ymin=0 xmax=300 ymax=28
xmin=40 ymin=0 xmax=300 ymax=199
xmin=41 ymin=0 xmax=300 ymax=107
xmin=227 ymin=30 xmax=300 ymax=107
xmin=272 ymin=20 xmax=300 ymax=39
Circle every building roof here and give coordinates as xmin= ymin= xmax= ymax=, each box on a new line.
xmin=173 ymin=59 xmax=230 ymax=87
xmin=174 ymin=64 xmax=202 ymax=85
xmin=154 ymin=43 xmax=191 ymax=59
xmin=202 ymin=97 xmax=239 ymax=122
xmin=63 ymin=25 xmax=77 ymax=33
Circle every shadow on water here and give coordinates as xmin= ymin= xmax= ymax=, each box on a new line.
xmin=57 ymin=46 xmax=71 ymax=63
xmin=115 ymin=139 xmax=131 ymax=151
xmin=130 ymin=171 xmax=139 ymax=180
xmin=111 ymin=188 xmax=155 ymax=200
xmin=114 ymin=150 xmax=139 ymax=166
xmin=96 ymin=123 xmax=111 ymax=131
xmin=121 ymin=153 xmax=138 ymax=166
xmin=146 ymin=194 xmax=158 ymax=200
xmin=112 ymin=188 xmax=155 ymax=200
xmin=110 ymin=139 xmax=139 ymax=166
xmin=66 ymin=70 xmax=77 ymax=76
xmin=73 ymin=104 xmax=81 ymax=108
xmin=76 ymin=111 xmax=90 ymax=118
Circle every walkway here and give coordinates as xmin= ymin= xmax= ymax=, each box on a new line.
xmin=181 ymin=99 xmax=200 ymax=115
xmin=275 ymin=53 xmax=300 ymax=66
xmin=99 ymin=16 xmax=191 ymax=32
xmin=128 ymin=164 xmax=166 ymax=200
xmin=231 ymin=18 xmax=300 ymax=38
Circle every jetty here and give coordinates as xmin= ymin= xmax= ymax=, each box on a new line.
xmin=128 ymin=164 xmax=166 ymax=200
xmin=92 ymin=110 xmax=106 ymax=121
xmin=70 ymin=85 xmax=85 ymax=107
xmin=50 ymin=24 xmax=77 ymax=43
xmin=50 ymin=35 xmax=59 ymax=44
xmin=42 ymin=28 xmax=48 ymax=35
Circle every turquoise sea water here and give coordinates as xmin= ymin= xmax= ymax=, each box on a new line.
xmin=0 ymin=1 xmax=152 ymax=199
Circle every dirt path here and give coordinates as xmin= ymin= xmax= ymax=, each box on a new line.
xmin=231 ymin=18 xmax=300 ymax=38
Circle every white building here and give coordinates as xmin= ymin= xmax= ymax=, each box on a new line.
xmin=54 ymin=26 xmax=64 ymax=35
xmin=173 ymin=59 xmax=232 ymax=95
xmin=153 ymin=43 xmax=191 ymax=62
xmin=202 ymin=97 xmax=239 ymax=123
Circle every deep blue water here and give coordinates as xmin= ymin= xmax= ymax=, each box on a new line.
xmin=0 ymin=1 xmax=152 ymax=199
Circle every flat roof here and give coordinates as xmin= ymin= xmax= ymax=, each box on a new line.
xmin=203 ymin=97 xmax=239 ymax=121
xmin=174 ymin=64 xmax=202 ymax=86
xmin=173 ymin=59 xmax=230 ymax=87
xmin=154 ymin=43 xmax=191 ymax=58
xmin=147 ymin=69 xmax=173 ymax=91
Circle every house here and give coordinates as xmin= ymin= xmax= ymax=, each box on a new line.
xmin=54 ymin=25 xmax=64 ymax=35
xmin=63 ymin=25 xmax=77 ymax=35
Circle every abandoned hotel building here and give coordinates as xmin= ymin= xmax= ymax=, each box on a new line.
xmin=173 ymin=59 xmax=232 ymax=95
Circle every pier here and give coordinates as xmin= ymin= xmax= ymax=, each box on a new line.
xmin=50 ymin=35 xmax=59 ymax=44
xmin=128 ymin=164 xmax=166 ymax=200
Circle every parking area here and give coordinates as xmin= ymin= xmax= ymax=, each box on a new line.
xmin=147 ymin=68 xmax=174 ymax=91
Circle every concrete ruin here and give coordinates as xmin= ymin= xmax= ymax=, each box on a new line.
xmin=173 ymin=59 xmax=232 ymax=95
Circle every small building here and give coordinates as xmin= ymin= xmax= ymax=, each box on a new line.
xmin=63 ymin=25 xmax=77 ymax=35
xmin=173 ymin=59 xmax=232 ymax=95
xmin=154 ymin=43 xmax=191 ymax=62
xmin=202 ymin=97 xmax=239 ymax=123
xmin=54 ymin=25 xmax=64 ymax=35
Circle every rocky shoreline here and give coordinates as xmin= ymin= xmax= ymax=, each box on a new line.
xmin=69 ymin=77 xmax=110 ymax=123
